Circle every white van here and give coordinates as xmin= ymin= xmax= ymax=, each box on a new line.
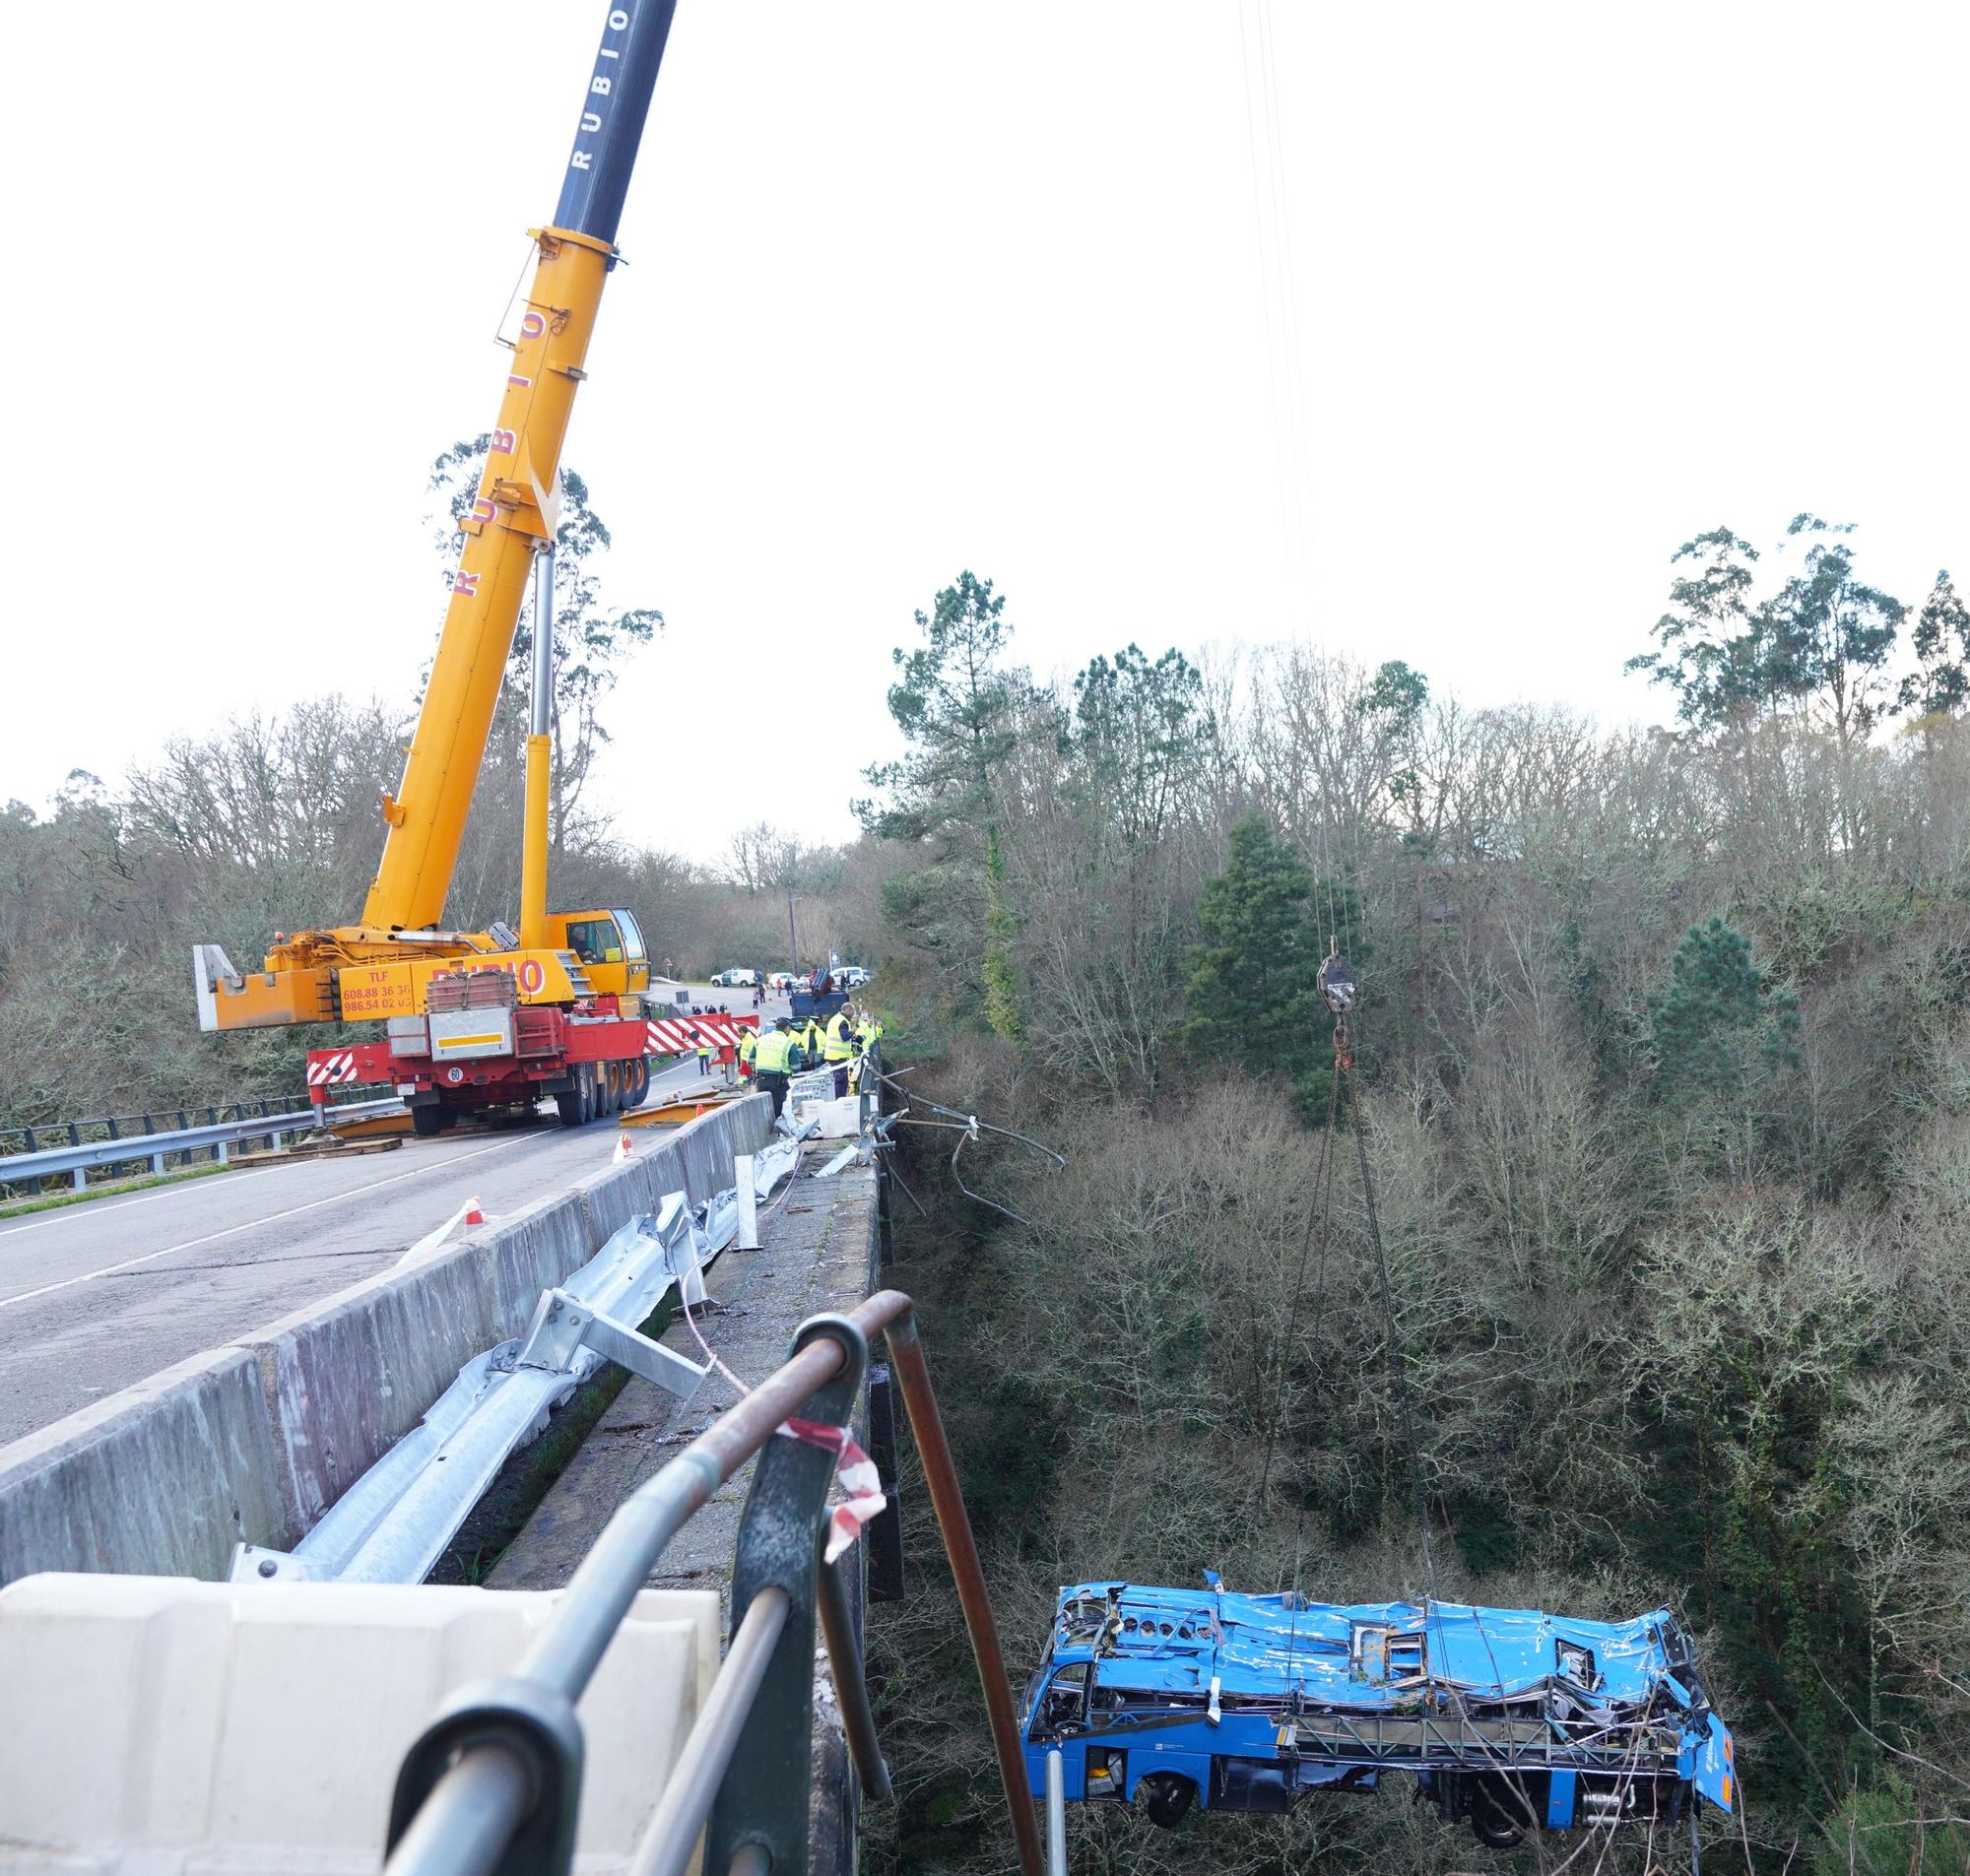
xmin=709 ymin=968 xmax=761 ymax=988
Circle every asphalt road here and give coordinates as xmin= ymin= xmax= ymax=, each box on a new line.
xmin=0 ymin=991 xmax=795 ymax=1449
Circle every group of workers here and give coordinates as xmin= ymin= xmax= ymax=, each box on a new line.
xmin=738 ymin=1003 xmax=884 ymax=1119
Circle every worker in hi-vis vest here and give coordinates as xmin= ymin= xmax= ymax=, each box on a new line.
xmin=824 ymin=1005 xmax=856 ymax=1097
xmin=693 ymin=1028 xmax=713 ymax=1077
xmin=752 ymin=1020 xmax=796 ymax=1119
xmin=737 ymin=1028 xmax=756 ymax=1081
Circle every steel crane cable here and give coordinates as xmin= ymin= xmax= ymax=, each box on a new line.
xmin=1342 ymin=1044 xmax=1438 ymax=1598
xmin=1259 ymin=1046 xmax=1345 ymax=1734
xmin=1255 ymin=1055 xmax=1342 ymax=1514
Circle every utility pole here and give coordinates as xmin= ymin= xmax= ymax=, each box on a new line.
xmin=786 ymin=887 xmax=799 ymax=977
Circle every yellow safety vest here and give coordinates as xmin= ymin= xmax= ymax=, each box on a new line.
xmin=739 ymin=1031 xmax=756 ymax=1066
xmin=823 ymin=1014 xmax=855 ymax=1062
xmin=755 ymin=1031 xmax=793 ymax=1073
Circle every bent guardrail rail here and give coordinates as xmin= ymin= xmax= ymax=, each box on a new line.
xmin=233 ymin=1131 xmax=815 ymax=1589
xmin=0 ymin=1096 xmax=403 ymax=1196
xmin=383 ymin=1289 xmax=1045 ymax=1876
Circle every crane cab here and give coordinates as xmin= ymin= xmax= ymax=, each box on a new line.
xmin=546 ymin=908 xmax=650 ymax=1000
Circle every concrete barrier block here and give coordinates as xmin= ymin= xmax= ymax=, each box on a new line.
xmin=573 ymin=1153 xmax=656 ymax=1246
xmin=0 ymin=1575 xmax=721 ymax=1871
xmin=0 ymin=1347 xmax=285 ymax=1584
xmin=244 ymin=1246 xmax=494 ymax=1541
xmin=475 ymin=1191 xmax=594 ymax=1339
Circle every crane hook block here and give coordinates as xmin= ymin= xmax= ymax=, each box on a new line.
xmin=1318 ymin=952 xmax=1357 ymax=1016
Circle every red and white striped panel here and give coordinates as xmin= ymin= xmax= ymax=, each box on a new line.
xmin=644 ymin=1014 xmax=752 ymax=1058
xmin=305 ymin=1049 xmax=360 ymax=1086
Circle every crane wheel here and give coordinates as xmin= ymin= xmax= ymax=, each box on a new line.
xmin=555 ymin=1089 xmax=584 ymax=1128
xmin=411 ymin=1106 xmax=445 ymax=1139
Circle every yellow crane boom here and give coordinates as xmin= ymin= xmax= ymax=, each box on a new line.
xmin=196 ymin=1 xmax=676 ymax=1034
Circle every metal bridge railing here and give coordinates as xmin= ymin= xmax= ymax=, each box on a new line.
xmin=384 ymin=1289 xmax=1044 ymax=1876
xmin=0 ymin=1092 xmax=399 ymax=1197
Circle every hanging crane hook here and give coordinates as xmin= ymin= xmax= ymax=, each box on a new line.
xmin=1318 ymin=942 xmax=1357 ymax=1069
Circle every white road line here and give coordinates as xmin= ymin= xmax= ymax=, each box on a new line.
xmin=0 ymin=1133 xmax=534 ymax=1313
xmin=0 ymin=1126 xmax=554 ymax=1243
xmin=0 ymin=1156 xmax=304 ymax=1241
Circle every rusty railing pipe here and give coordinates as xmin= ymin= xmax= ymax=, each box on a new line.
xmin=863 ymin=1291 xmax=1044 ymax=1876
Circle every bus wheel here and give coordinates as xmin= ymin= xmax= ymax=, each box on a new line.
xmin=1142 ymin=1775 xmax=1196 ymax=1829
xmin=1470 ymin=1779 xmax=1531 ymax=1848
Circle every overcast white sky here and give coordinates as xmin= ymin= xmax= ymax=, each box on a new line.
xmin=5 ymin=3 xmax=1966 ymax=868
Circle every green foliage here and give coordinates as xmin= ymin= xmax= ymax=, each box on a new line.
xmin=1770 ymin=514 xmax=1906 ymax=745
xmin=856 ymin=573 xmax=1046 ymax=1028
xmin=1900 ymin=569 xmax=1970 ymax=720
xmin=1646 ymin=917 xmax=1800 ymax=1105
xmin=1627 ymin=526 xmax=1771 ymax=729
xmin=1360 ymin=658 xmax=1429 ymax=817
xmin=1628 ymin=518 xmax=1907 ymax=744
xmin=1183 ymin=813 xmax=1324 ymax=1084
xmin=1072 ymin=644 xmax=1209 ymax=849
xmin=1810 ymin=1774 xmax=1970 ymax=1876
xmin=979 ymin=826 xmax=1023 ymax=1043
xmin=857 ymin=571 xmax=1033 ymax=844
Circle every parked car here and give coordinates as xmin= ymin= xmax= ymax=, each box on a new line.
xmin=767 ymin=971 xmax=797 ymax=991
xmin=837 ymin=966 xmax=871 ymax=988
xmin=709 ymin=968 xmax=761 ymax=988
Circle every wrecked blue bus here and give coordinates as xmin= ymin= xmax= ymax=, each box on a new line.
xmin=1020 ymin=1579 xmax=1736 ymax=1846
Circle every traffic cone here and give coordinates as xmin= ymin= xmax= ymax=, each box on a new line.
xmin=397 ymin=1196 xmax=486 ymax=1268
xmin=614 ymin=1131 xmax=634 ymax=1164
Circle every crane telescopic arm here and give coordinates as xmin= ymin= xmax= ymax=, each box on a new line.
xmin=362 ymin=0 xmax=677 ymax=935
xmin=193 ymin=1 xmax=677 ymax=1033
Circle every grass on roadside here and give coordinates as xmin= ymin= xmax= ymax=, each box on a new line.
xmin=0 ymin=1160 xmax=236 ymax=1221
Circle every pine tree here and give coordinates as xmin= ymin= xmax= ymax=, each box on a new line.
xmin=1184 ymin=814 xmax=1325 ymax=1091
xmin=1647 ymin=917 xmax=1798 ymax=1106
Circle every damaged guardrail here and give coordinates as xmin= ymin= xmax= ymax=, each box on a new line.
xmin=231 ymin=1129 xmax=813 ymax=1588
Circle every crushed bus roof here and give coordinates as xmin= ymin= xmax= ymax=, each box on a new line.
xmin=1050 ymin=1581 xmax=1712 ymax=1714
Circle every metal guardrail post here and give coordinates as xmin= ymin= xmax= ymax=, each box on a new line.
xmin=879 ymin=1301 xmax=1045 ymax=1876
xmin=876 ymin=1159 xmax=894 ymax=1268
xmin=864 ymin=1365 xmax=903 ymax=1603
xmin=1045 ymin=1749 xmax=1067 ymax=1876
xmin=625 ymin=1587 xmax=792 ymax=1876
xmin=817 ymin=1552 xmax=892 ymax=1799
xmin=703 ymin=1314 xmax=872 ymax=1875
